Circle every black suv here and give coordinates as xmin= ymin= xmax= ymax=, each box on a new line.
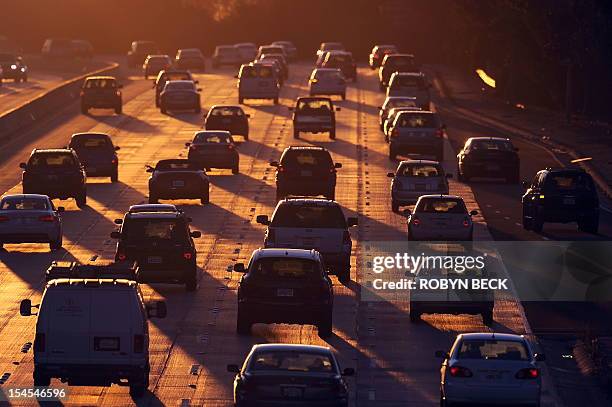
xmin=20 ymin=149 xmax=87 ymax=208
xmin=0 ymin=53 xmax=27 ymax=82
xmin=291 ymin=97 xmax=340 ymax=139
xmin=379 ymin=53 xmax=419 ymax=90
xmin=232 ymin=248 xmax=334 ymax=337
xmin=270 ymin=146 xmax=341 ymax=201
xmin=522 ymin=168 xmax=599 ymax=233
xmin=80 ymin=76 xmax=122 ymax=114
xmin=68 ymin=132 xmax=120 ymax=182
xmin=204 ymin=105 xmax=250 ymax=140
xmin=321 ymin=51 xmax=357 ymax=82
xmin=111 ymin=205 xmax=201 ymax=291
xmin=147 ymin=159 xmax=210 ymax=205
xmin=457 ymin=137 xmax=520 ymax=183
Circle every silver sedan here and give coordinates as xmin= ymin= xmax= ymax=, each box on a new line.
xmin=0 ymin=194 xmax=64 ymax=251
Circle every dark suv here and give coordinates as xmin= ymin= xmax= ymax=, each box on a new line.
xmin=522 ymin=168 xmax=599 ymax=233
xmin=322 ymin=51 xmax=357 ymax=82
xmin=0 ymin=53 xmax=27 ymax=82
xmin=111 ymin=205 xmax=201 ymax=291
xmin=270 ymin=146 xmax=341 ymax=201
xmin=80 ymin=76 xmax=122 ymax=114
xmin=379 ymin=53 xmax=419 ymax=90
xmin=20 ymin=149 xmax=87 ymax=208
xmin=232 ymin=248 xmax=334 ymax=337
xmin=291 ymin=97 xmax=340 ymax=139
xmin=68 ymin=132 xmax=120 ymax=182
xmin=457 ymin=137 xmax=520 ymax=183
xmin=147 ymin=159 xmax=210 ymax=205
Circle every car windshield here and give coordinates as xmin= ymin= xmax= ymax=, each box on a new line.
xmin=250 ymin=351 xmax=335 ymax=373
xmin=392 ymin=76 xmax=425 ymax=88
xmin=164 ymin=82 xmax=194 ymax=91
xmin=28 ymin=153 xmax=77 ymax=168
xmin=297 ymin=100 xmax=332 ymax=114
xmin=84 ymin=78 xmax=116 ymax=89
xmin=282 ymin=150 xmax=333 ymax=168
xmin=457 ymin=339 xmax=529 ymax=361
xmin=271 ymin=205 xmax=347 ymax=228
xmin=546 ymin=173 xmax=595 ymax=192
xmin=469 ymin=139 xmax=514 ymax=151
xmin=395 ymin=113 xmax=438 ymax=128
xmin=155 ymin=161 xmax=200 ymax=170
xmin=399 ymin=164 xmax=442 ymax=177
xmin=122 ymin=218 xmax=187 ymax=242
xmin=416 ymin=198 xmax=466 ymax=214
xmin=161 ymin=72 xmax=191 ymax=82
xmin=0 ymin=197 xmax=48 ymax=210
xmin=194 ymin=133 xmax=232 ymax=144
xmin=250 ymin=258 xmax=320 ymax=280
xmin=211 ymin=106 xmax=243 ymax=117
xmin=71 ymin=135 xmax=112 ymax=150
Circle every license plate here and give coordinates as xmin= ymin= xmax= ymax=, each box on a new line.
xmin=172 ymin=180 xmax=185 ymax=187
xmin=147 ymin=256 xmax=162 ymax=264
xmin=277 ymin=288 xmax=294 ymax=297
xmin=282 ymin=387 xmax=302 ymax=398
xmin=95 ymin=337 xmax=119 ymax=351
xmin=300 ymin=170 xmax=313 ymax=177
xmin=563 ymin=197 xmax=576 ymax=205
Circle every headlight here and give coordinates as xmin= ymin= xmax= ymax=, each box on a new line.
xmin=10 ymin=64 xmax=17 ymax=70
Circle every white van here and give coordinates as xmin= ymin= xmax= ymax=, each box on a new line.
xmin=237 ymin=62 xmax=280 ymax=104
xmin=20 ymin=278 xmax=166 ymax=397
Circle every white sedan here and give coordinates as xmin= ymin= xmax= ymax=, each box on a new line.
xmin=407 ymin=194 xmax=477 ymax=241
xmin=437 ymin=333 xmax=543 ymax=406
xmin=309 ymin=68 xmax=346 ymax=99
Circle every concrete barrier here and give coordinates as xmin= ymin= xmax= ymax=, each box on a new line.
xmin=0 ymin=61 xmax=120 ymax=142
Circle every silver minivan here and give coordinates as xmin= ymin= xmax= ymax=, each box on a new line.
xmin=237 ymin=63 xmax=280 ymax=104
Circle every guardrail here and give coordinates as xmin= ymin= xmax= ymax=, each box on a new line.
xmin=0 ymin=61 xmax=120 ymax=142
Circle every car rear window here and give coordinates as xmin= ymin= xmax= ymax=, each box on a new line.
xmin=281 ymin=150 xmax=332 ymax=168
xmin=457 ymin=339 xmax=529 ymax=361
xmin=161 ymin=72 xmax=191 ymax=82
xmin=250 ymin=351 xmax=335 ymax=373
xmin=210 ymin=107 xmax=244 ymax=117
xmin=391 ymin=75 xmax=425 ymax=88
xmin=122 ymin=218 xmax=187 ymax=242
xmin=271 ymin=204 xmax=347 ymax=228
xmin=386 ymin=55 xmax=416 ymax=68
xmin=398 ymin=164 xmax=442 ymax=177
xmin=180 ymin=49 xmax=201 ymax=57
xmin=0 ymin=197 xmax=49 ymax=210
xmin=297 ymin=99 xmax=332 ymax=113
xmin=164 ymin=81 xmax=194 ymax=91
xmin=470 ymin=139 xmax=514 ymax=151
xmin=194 ymin=132 xmax=232 ymax=144
xmin=155 ymin=161 xmax=200 ymax=170
xmin=313 ymin=70 xmax=343 ymax=80
xmin=416 ymin=198 xmax=466 ymax=214
xmin=84 ymin=78 xmax=116 ymax=89
xmin=395 ymin=113 xmax=439 ymax=128
xmin=385 ymin=98 xmax=417 ymax=109
xmin=250 ymin=258 xmax=320 ymax=280
xmin=327 ymin=54 xmax=352 ymax=64
xmin=545 ymin=173 xmax=595 ymax=192
xmin=241 ymin=65 xmax=275 ymax=78
xmin=71 ymin=135 xmax=111 ymax=149
xmin=28 ymin=153 xmax=77 ymax=168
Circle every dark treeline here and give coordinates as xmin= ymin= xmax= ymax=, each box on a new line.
xmin=3 ymin=0 xmax=612 ymax=119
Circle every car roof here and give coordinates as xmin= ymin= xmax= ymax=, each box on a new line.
xmin=128 ymin=204 xmax=178 ymax=213
xmin=457 ymin=333 xmax=526 ymax=342
xmin=278 ymin=197 xmax=339 ymax=206
xmin=210 ymin=104 xmax=243 ymax=110
xmin=396 ymin=110 xmax=435 ymax=116
xmin=418 ymin=194 xmax=463 ymax=200
xmin=71 ymin=132 xmax=110 ymax=138
xmin=399 ymin=159 xmax=441 ymax=166
xmin=165 ymin=80 xmax=194 ymax=85
xmin=85 ymin=76 xmax=116 ymax=81
xmin=252 ymin=343 xmax=332 ymax=353
xmin=235 ymin=42 xmax=256 ymax=47
xmin=32 ymin=148 xmax=73 ymax=154
xmin=160 ymin=69 xmax=191 ymax=75
xmin=46 ymin=279 xmax=138 ymax=288
xmin=543 ymin=167 xmax=588 ymax=175
xmin=296 ymin=96 xmax=332 ymax=102
xmin=468 ymin=136 xmax=511 ymax=142
xmin=1 ymin=193 xmax=49 ymax=201
xmin=385 ymin=53 xmax=415 ymax=58
xmin=195 ymin=130 xmax=232 ymax=136
xmin=285 ymin=145 xmax=327 ymax=151
xmin=251 ymin=248 xmax=322 ymax=261
xmin=375 ymin=44 xmax=397 ymax=48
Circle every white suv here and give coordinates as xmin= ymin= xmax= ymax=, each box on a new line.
xmin=256 ymin=197 xmax=357 ymax=283
xmin=20 ymin=267 xmax=166 ymax=397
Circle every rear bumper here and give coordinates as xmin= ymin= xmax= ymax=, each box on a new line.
xmin=444 ymin=381 xmax=540 ymax=405
xmin=23 ymin=183 xmax=84 ymax=199
xmin=239 ymin=301 xmax=331 ymax=324
xmin=149 ymin=182 xmax=208 ymax=198
xmin=294 ymin=122 xmax=334 ymax=132
xmin=390 ymin=139 xmax=443 ymax=156
xmin=541 ymin=208 xmax=598 ymax=223
xmin=84 ymin=164 xmax=116 ymax=177
xmin=0 ymin=231 xmax=59 ymax=244
xmin=392 ymin=188 xmax=448 ymax=203
xmin=277 ymin=178 xmax=335 ymax=195
xmin=239 ymin=89 xmax=279 ymax=99
xmin=81 ymin=96 xmax=120 ymax=108
xmin=409 ymin=226 xmax=473 ymax=241
xmin=310 ymin=85 xmax=346 ymax=95
xmin=35 ymin=362 xmax=147 ymax=386
xmin=161 ymin=97 xmax=199 ymax=109
xmin=188 ymin=153 xmax=238 ymax=168
xmin=462 ymin=162 xmax=518 ymax=177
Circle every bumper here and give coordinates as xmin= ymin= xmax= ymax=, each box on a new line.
xmin=188 ymin=153 xmax=238 ymax=169
xmin=23 ymin=183 xmax=84 ymax=199
xmin=444 ymin=381 xmax=540 ymax=405
xmin=409 ymin=226 xmax=472 ymax=241
xmin=239 ymin=90 xmax=279 ymax=99
xmin=462 ymin=162 xmax=518 ymax=177
xmin=82 ymin=97 xmax=120 ymax=108
xmin=310 ymin=85 xmax=345 ymax=95
xmin=392 ymin=188 xmax=448 ymax=204
xmin=35 ymin=362 xmax=147 ymax=386
xmin=294 ymin=122 xmax=334 ymax=132
xmin=0 ymin=230 xmax=59 ymax=244
xmin=239 ymin=301 xmax=330 ymax=324
xmin=150 ymin=183 xmax=208 ymax=199
xmin=277 ymin=179 xmax=334 ymax=195
xmin=84 ymin=164 xmax=116 ymax=177
xmin=162 ymin=98 xmax=199 ymax=109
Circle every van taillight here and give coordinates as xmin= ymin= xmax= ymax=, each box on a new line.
xmin=183 ymin=252 xmax=193 ymax=260
xmin=516 ymin=368 xmax=539 ymax=379
xmin=38 ymin=215 xmax=55 ymax=222
xmin=34 ymin=333 xmax=45 ymax=352
xmin=0 ymin=216 xmax=9 ymax=222
xmin=449 ymin=366 xmax=472 ymax=377
xmin=134 ymin=335 xmax=145 ymax=353
xmin=117 ymin=252 xmax=127 ymax=261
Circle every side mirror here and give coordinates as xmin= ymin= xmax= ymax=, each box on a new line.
xmin=335 ymin=107 xmax=341 ymax=112
xmin=57 ymin=206 xmax=65 ymax=212
xmin=334 ymin=163 xmax=342 ymax=169
xmin=469 ymin=210 xmax=479 ymax=216
xmin=110 ymin=231 xmax=121 ymax=239
xmin=342 ymin=367 xmax=355 ymax=376
xmin=269 ymin=161 xmax=279 ymax=167
xmin=446 ymin=173 xmax=453 ymax=178
xmin=535 ymin=353 xmax=546 ymax=362
xmin=190 ymin=231 xmax=202 ymax=238
xmin=149 ymin=301 xmax=167 ymax=318
xmin=115 ymin=146 xmax=121 ymax=151
xmin=387 ymin=172 xmax=395 ymax=178
xmin=435 ymin=350 xmax=449 ymax=359
xmin=233 ymin=263 xmax=246 ymax=273
xmin=521 ymin=180 xmax=530 ymax=189
xmin=185 ymin=142 xmax=191 ymax=147
xmin=19 ymin=162 xmax=26 ymax=169
xmin=20 ymin=299 xmax=32 ymax=316
xmin=347 ymin=217 xmax=358 ymax=227
xmin=256 ymin=215 xmax=270 ymax=225
xmin=227 ymin=364 xmax=240 ymax=373
xmin=114 ymin=218 xmax=123 ymax=225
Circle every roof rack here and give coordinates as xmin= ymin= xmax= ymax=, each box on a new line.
xmin=45 ymin=260 xmax=138 ymax=282
xmin=284 ymin=195 xmax=335 ymax=201
xmin=128 ymin=204 xmax=180 ymax=213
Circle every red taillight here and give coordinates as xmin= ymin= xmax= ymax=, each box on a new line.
xmin=391 ymin=129 xmax=398 ymax=138
xmin=449 ymin=366 xmax=472 ymax=378
xmin=133 ymin=334 xmax=145 ymax=353
xmin=183 ymin=252 xmax=193 ymax=260
xmin=34 ymin=333 xmax=45 ymax=352
xmin=412 ymin=218 xmax=421 ymax=226
xmin=117 ymin=252 xmax=127 ymax=261
xmin=436 ymin=128 xmax=444 ymax=138
xmin=0 ymin=215 xmax=9 ymax=222
xmin=462 ymin=219 xmax=470 ymax=227
xmin=38 ymin=215 xmax=55 ymax=222
xmin=228 ymin=144 xmax=235 ymax=150
xmin=516 ymin=368 xmax=539 ymax=379
xmin=112 ymin=158 xmax=118 ymax=165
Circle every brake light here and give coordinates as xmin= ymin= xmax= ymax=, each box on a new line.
xmin=183 ymin=252 xmax=193 ymax=260
xmin=133 ymin=334 xmax=145 ymax=353
xmin=0 ymin=216 xmax=9 ymax=222
xmin=117 ymin=252 xmax=127 ymax=261
xmin=412 ymin=217 xmax=421 ymax=226
xmin=38 ymin=215 xmax=55 ymax=222
xmin=436 ymin=128 xmax=444 ymax=138
xmin=449 ymin=366 xmax=472 ymax=377
xmin=112 ymin=158 xmax=118 ymax=165
xmin=34 ymin=333 xmax=45 ymax=352
xmin=462 ymin=218 xmax=470 ymax=227
xmin=228 ymin=144 xmax=235 ymax=150
xmin=515 ymin=368 xmax=539 ymax=379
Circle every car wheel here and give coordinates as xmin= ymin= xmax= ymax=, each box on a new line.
xmin=149 ymin=194 xmax=158 ymax=204
xmin=128 ymin=368 xmax=149 ymax=398
xmin=293 ymin=129 xmax=300 ymax=139
xmin=341 ymin=93 xmax=346 ymax=100
xmin=236 ymin=309 xmax=252 ymax=335
xmin=76 ymin=191 xmax=87 ymax=208
xmin=392 ymin=200 xmax=400 ymax=213
xmin=50 ymin=237 xmax=62 ymax=251
xmin=482 ymin=308 xmax=494 ymax=325
xmin=115 ymin=104 xmax=122 ymax=115
xmin=111 ymin=169 xmax=119 ymax=183
xmin=317 ymin=310 xmax=333 ymax=338
xmin=273 ymin=97 xmax=279 ymax=105
xmin=33 ymin=369 xmax=51 ymax=387
xmin=409 ymin=309 xmax=422 ymax=323
xmin=232 ymin=163 xmax=240 ymax=174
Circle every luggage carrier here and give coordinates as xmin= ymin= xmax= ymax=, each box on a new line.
xmin=45 ymin=260 xmax=138 ymax=281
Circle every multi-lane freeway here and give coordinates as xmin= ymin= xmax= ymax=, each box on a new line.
xmin=0 ymin=58 xmax=610 ymax=406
